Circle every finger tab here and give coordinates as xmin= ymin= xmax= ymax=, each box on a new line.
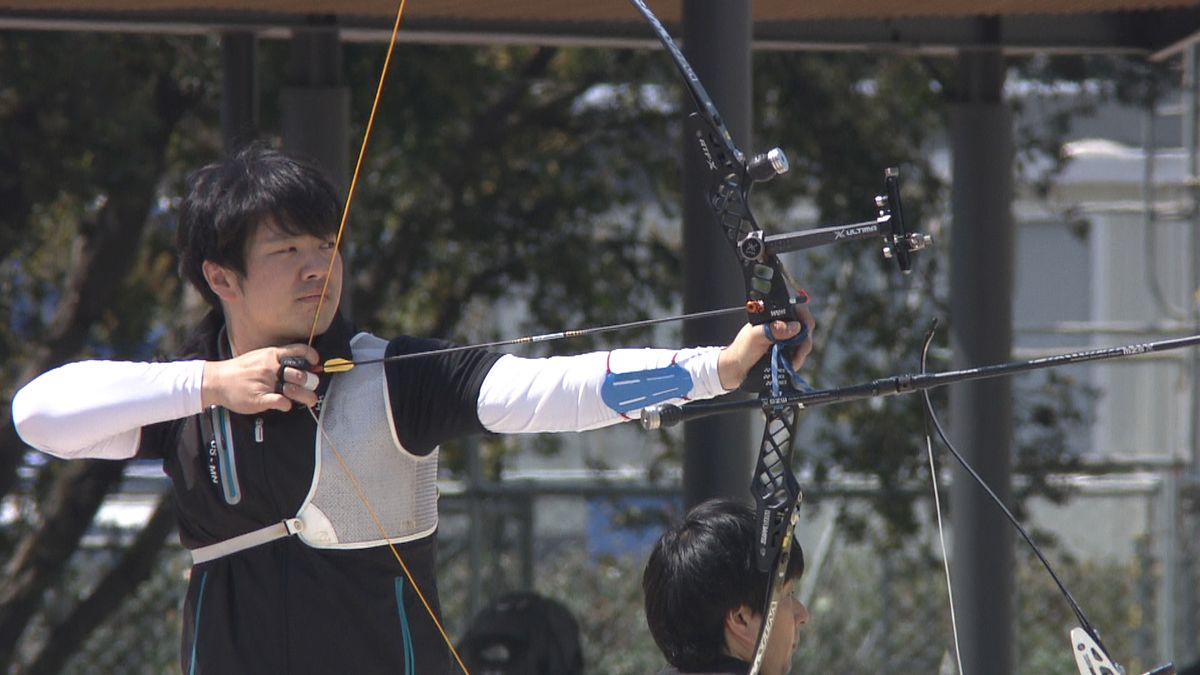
xmin=280 ymin=356 xmax=312 ymax=371
xmin=276 ymin=356 xmax=312 ymax=395
xmin=301 ymin=371 xmax=319 ymax=391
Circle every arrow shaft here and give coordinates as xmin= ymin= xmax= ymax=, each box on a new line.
xmin=319 ymin=305 xmax=747 ymax=372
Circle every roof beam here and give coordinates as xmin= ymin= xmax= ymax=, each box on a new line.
xmin=0 ymin=7 xmax=1197 ymax=55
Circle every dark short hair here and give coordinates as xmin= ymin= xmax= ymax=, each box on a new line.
xmin=176 ymin=143 xmax=342 ymax=309
xmin=643 ymin=498 xmax=804 ymax=671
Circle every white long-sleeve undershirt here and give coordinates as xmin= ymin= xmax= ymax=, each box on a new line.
xmin=12 ymin=346 xmax=728 ymax=461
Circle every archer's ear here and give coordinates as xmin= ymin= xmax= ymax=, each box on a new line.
xmin=202 ymin=261 xmax=240 ymax=303
xmin=723 ymin=603 xmax=760 ymax=659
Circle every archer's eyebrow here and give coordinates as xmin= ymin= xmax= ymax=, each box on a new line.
xmin=259 ymin=227 xmax=315 ymax=244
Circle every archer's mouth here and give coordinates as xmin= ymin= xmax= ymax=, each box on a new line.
xmin=298 ymin=290 xmax=330 ymax=304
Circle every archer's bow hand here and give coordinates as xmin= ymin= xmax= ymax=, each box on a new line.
xmin=201 ymin=344 xmax=321 ymax=414
xmin=718 ymin=306 xmax=815 ymax=391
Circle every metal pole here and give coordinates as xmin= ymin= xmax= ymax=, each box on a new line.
xmin=680 ymin=0 xmax=754 ymax=508
xmin=519 ymin=496 xmax=535 ymax=591
xmin=948 ymin=27 xmax=1016 ymax=675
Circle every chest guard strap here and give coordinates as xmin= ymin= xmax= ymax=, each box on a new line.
xmin=190 ymin=518 xmax=304 ymax=565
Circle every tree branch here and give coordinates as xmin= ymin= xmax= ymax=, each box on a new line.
xmin=0 ymin=460 xmax=127 ymax=668
xmin=22 ymin=492 xmax=176 ymax=675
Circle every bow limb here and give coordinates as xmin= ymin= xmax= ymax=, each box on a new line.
xmin=299 ymin=2 xmax=471 ymax=672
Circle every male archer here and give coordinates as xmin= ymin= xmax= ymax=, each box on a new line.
xmin=12 ymin=144 xmax=813 ymax=674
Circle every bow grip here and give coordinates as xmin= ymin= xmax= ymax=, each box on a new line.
xmin=739 ymin=314 xmax=811 ymax=395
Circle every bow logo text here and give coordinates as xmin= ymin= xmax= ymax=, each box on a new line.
xmin=834 ymin=224 xmax=878 ymax=240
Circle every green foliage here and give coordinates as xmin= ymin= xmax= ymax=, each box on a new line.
xmin=0 ymin=30 xmax=219 ymax=375
xmin=334 ymin=44 xmax=680 ymax=345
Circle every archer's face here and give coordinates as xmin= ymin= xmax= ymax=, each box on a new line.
xmin=760 ymin=580 xmax=809 ymax=675
xmin=217 ymin=218 xmax=343 ymax=351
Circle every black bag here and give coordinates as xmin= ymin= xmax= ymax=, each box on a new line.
xmin=458 ymin=591 xmax=583 ymax=675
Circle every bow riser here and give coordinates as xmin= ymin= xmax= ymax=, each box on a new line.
xmin=685 ymin=114 xmax=802 ymax=328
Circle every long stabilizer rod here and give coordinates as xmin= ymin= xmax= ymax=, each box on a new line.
xmin=641 ymin=332 xmax=1200 ymax=429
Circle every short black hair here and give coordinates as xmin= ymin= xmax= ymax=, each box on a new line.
xmin=176 ymin=143 xmax=342 ymax=310
xmin=643 ymin=498 xmax=804 ymax=671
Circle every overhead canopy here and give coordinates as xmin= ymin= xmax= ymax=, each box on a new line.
xmin=1 ymin=0 xmax=1199 ymax=56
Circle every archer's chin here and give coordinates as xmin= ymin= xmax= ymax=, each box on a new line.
xmin=311 ymin=301 xmax=341 ymax=333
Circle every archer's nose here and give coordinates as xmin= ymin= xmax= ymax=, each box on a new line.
xmin=302 ymin=248 xmax=335 ymax=280
xmin=793 ymin=599 xmax=809 ymax=625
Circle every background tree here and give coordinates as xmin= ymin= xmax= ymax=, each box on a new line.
xmin=0 ymin=31 xmax=214 ymax=672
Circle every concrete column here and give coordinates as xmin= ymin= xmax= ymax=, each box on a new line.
xmin=948 ymin=35 xmax=1016 ymax=675
xmin=681 ymin=0 xmax=754 ymax=507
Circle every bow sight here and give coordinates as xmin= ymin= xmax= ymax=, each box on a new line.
xmin=735 ymin=166 xmax=931 ymax=281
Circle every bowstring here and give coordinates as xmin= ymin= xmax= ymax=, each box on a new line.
xmin=298 ymin=1 xmax=473 ymax=671
xmin=920 ymin=328 xmax=964 ymax=675
xmin=306 ymin=409 xmax=471 ymax=673
xmin=306 ymin=0 xmax=408 ymax=348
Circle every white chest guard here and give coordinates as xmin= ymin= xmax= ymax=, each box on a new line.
xmin=190 ymin=333 xmax=439 ymax=564
xmin=295 ymin=332 xmax=439 ymax=549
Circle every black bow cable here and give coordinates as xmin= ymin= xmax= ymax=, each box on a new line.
xmin=918 ymin=337 xmax=1108 ymax=659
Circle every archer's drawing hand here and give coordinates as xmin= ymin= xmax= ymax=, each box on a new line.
xmin=717 ymin=304 xmax=815 ymax=391
xmin=201 ymin=344 xmax=321 ymax=413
